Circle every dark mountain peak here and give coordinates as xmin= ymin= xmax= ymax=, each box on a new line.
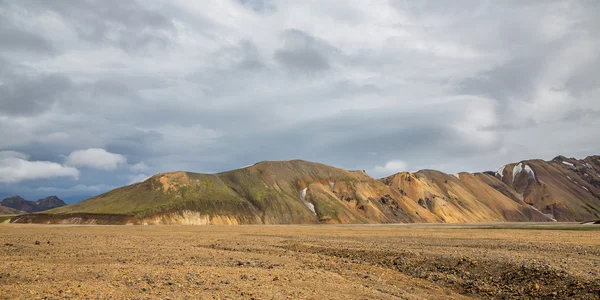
xmin=2 ymin=195 xmax=26 ymax=202
xmin=35 ymin=196 xmax=67 ymax=211
xmin=1 ymin=196 xmax=34 ymax=212
xmin=1 ymin=195 xmax=66 ymax=213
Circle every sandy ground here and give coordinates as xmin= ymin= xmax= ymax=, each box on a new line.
xmin=0 ymin=223 xmax=599 ymax=299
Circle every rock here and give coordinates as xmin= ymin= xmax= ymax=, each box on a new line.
xmin=34 ymin=241 xmax=40 ymax=245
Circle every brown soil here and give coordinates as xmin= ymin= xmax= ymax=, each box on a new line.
xmin=0 ymin=224 xmax=599 ymax=299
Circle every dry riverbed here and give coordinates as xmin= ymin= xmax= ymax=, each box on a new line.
xmin=0 ymin=223 xmax=599 ymax=299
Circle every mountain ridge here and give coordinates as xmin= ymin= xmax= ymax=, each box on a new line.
xmin=0 ymin=195 xmax=67 ymax=215
xmin=9 ymin=155 xmax=600 ymax=224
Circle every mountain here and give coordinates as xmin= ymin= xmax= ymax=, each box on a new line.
xmin=0 ymin=196 xmax=67 ymax=214
xmin=35 ymin=196 xmax=68 ymax=211
xmin=37 ymin=160 xmax=437 ymax=224
xmin=10 ymin=156 xmax=600 ymax=225
xmin=0 ymin=204 xmax=25 ymax=215
xmin=380 ymin=170 xmax=551 ymax=223
xmin=493 ymin=155 xmax=600 ymax=221
xmin=1 ymin=196 xmax=34 ymax=213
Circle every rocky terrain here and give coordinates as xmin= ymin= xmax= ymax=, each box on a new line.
xmin=9 ymin=155 xmax=600 ymax=224
xmin=0 ymin=223 xmax=598 ymax=299
xmin=0 ymin=196 xmax=66 ymax=214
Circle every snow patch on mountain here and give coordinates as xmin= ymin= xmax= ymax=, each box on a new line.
xmin=300 ymin=188 xmax=316 ymax=215
xmin=496 ymin=165 xmax=506 ymax=179
xmin=562 ymin=161 xmax=575 ymax=168
xmin=523 ymin=165 xmax=536 ymax=180
xmin=512 ymin=163 xmax=523 ymax=182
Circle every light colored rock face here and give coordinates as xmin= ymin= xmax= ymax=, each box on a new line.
xmin=140 ymin=211 xmax=251 ymax=225
xmin=60 ymin=218 xmax=97 ymax=225
xmin=143 ymin=211 xmax=211 ymax=225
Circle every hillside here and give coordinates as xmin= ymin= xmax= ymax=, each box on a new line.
xmin=493 ymin=155 xmax=600 ymax=221
xmin=10 ymin=156 xmax=600 ymax=225
xmin=380 ymin=170 xmax=551 ymax=223
xmin=0 ymin=196 xmax=66 ymax=214
xmin=43 ymin=160 xmax=437 ymax=224
xmin=0 ymin=205 xmax=24 ymax=215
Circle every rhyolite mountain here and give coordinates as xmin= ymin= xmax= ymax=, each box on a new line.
xmin=10 ymin=156 xmax=600 ymax=225
xmin=0 ymin=196 xmax=67 ymax=214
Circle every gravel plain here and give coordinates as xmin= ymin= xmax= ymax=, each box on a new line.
xmin=1 ymin=223 xmax=599 ymax=299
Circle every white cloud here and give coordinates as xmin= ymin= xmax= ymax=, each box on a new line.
xmin=30 ymin=184 xmax=117 ymax=196
xmin=0 ymin=150 xmax=79 ymax=183
xmin=64 ymin=148 xmax=127 ymax=170
xmin=127 ymin=173 xmax=150 ymax=184
xmin=129 ymin=162 xmax=149 ymax=172
xmin=372 ymin=160 xmax=409 ymax=177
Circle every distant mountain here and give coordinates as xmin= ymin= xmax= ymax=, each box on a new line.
xmin=0 ymin=204 xmax=25 ymax=215
xmin=35 ymin=196 xmax=68 ymax=211
xmin=0 ymin=196 xmax=66 ymax=214
xmin=10 ymin=156 xmax=600 ymax=225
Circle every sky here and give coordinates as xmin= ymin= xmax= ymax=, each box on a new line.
xmin=1 ymin=0 xmax=599 ymax=203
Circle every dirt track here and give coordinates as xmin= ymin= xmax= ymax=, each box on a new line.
xmin=1 ymin=224 xmax=599 ymax=299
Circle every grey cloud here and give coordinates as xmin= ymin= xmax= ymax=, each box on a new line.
xmin=0 ymin=74 xmax=71 ymax=116
xmin=457 ymin=57 xmax=543 ymax=103
xmin=238 ymin=0 xmax=276 ymax=14
xmin=235 ymin=40 xmax=267 ymax=71
xmin=564 ymin=58 xmax=600 ymax=96
xmin=15 ymin=0 xmax=175 ymax=52
xmin=1 ymin=0 xmax=599 ymax=202
xmin=274 ymin=29 xmax=334 ymax=73
xmin=0 ymin=23 xmax=54 ymax=54
xmin=560 ymin=108 xmax=600 ymax=123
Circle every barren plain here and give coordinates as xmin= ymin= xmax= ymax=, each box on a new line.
xmin=1 ymin=223 xmax=599 ymax=299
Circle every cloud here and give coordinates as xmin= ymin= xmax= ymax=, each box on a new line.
xmin=129 ymin=162 xmax=148 ymax=172
xmin=274 ymin=29 xmax=334 ymax=73
xmin=64 ymin=148 xmax=127 ymax=170
xmin=0 ymin=74 xmax=72 ymax=116
xmin=0 ymin=0 xmax=599 ymax=201
xmin=0 ymin=151 xmax=79 ymax=183
xmin=127 ymin=173 xmax=150 ymax=185
xmin=27 ymin=184 xmax=118 ymax=197
xmin=372 ymin=160 xmax=409 ymax=177
xmin=238 ymin=0 xmax=276 ymax=14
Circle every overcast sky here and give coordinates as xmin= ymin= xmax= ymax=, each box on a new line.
xmin=1 ymin=0 xmax=599 ymax=203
